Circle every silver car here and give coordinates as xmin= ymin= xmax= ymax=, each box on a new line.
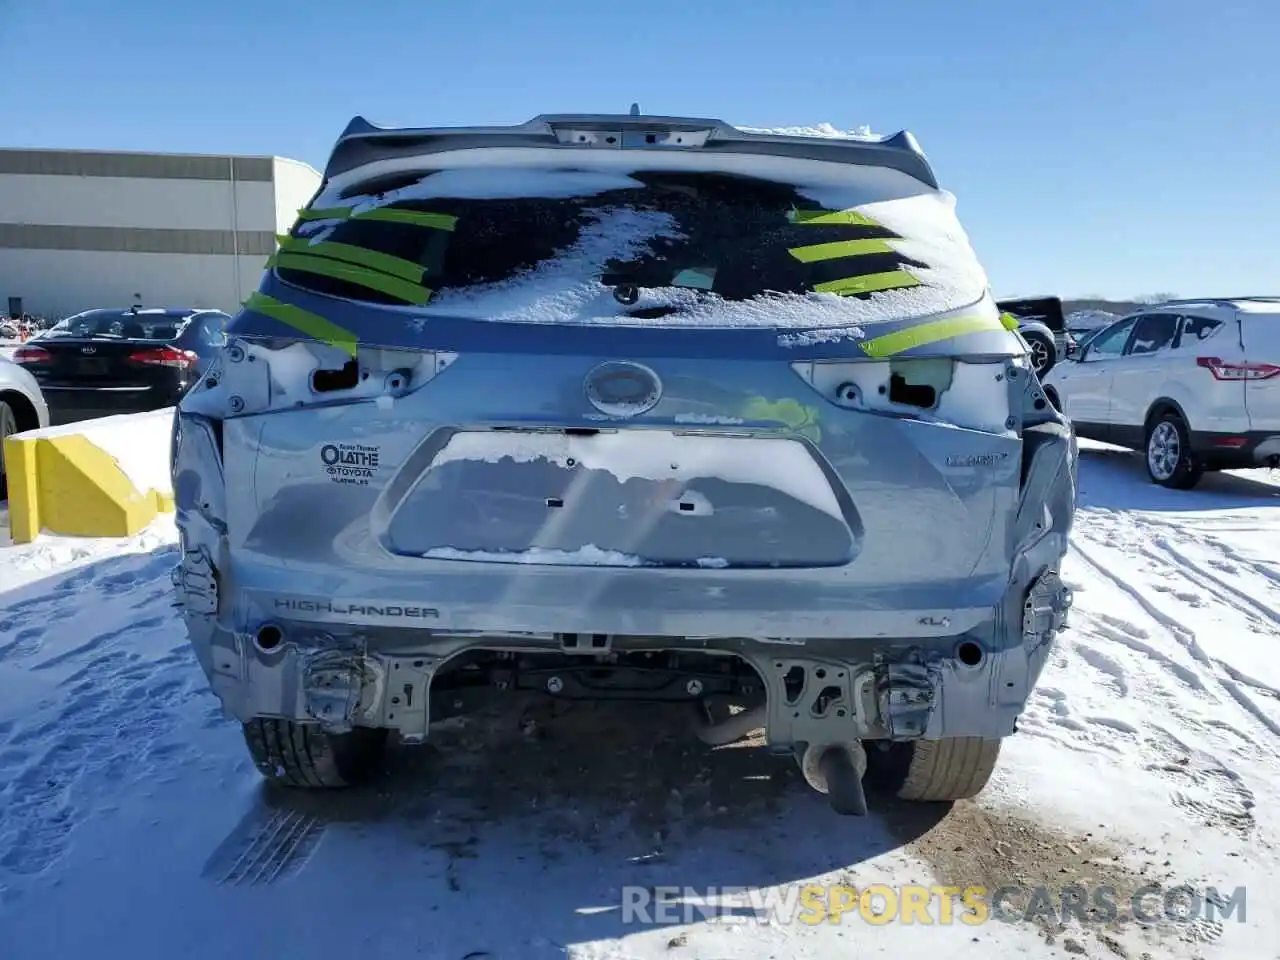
xmin=0 ymin=354 xmax=51 ymax=498
xmin=172 ymin=111 xmax=1077 ymax=815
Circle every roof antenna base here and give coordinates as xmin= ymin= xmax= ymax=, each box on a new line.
xmin=629 ymin=102 xmax=641 ymax=117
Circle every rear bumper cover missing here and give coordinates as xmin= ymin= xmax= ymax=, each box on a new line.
xmin=176 ymin=560 xmax=1073 ymax=747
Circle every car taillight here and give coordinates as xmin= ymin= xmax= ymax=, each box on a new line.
xmin=128 ymin=346 xmax=198 ymax=369
xmin=1196 ymin=357 xmax=1280 ymax=380
xmin=12 ymin=345 xmax=51 ymax=364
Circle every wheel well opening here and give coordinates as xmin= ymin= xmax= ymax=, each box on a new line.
xmin=0 ymin=390 xmax=40 ymax=432
xmin=1145 ymin=401 xmax=1182 ymax=433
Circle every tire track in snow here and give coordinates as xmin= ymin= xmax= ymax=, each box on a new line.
xmin=1137 ymin=524 xmax=1280 ymax=633
xmin=1072 ymin=609 xmax=1262 ymax=759
xmin=1206 ymin=535 xmax=1280 ymax=588
xmin=1071 ymin=538 xmax=1280 ymax=740
xmin=1124 ymin=515 xmax=1280 ymax=701
xmin=202 ymin=807 xmax=325 ymax=886
xmin=1081 ymin=611 xmax=1209 ymax=694
xmin=1057 ymin=533 xmax=1268 ymax=841
xmin=1140 ymin=726 xmax=1258 ymax=839
xmin=1070 ymin=643 xmax=1129 ymax=697
xmin=1020 ymin=610 xmax=1258 ymax=769
xmin=1094 ymin=509 xmax=1280 ymax=698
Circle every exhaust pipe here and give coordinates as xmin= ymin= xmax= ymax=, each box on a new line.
xmin=800 ymin=741 xmax=869 ymax=816
xmin=252 ymin=622 xmax=285 ymax=655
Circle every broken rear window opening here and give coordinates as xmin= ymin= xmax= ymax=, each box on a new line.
xmin=273 ymin=170 xmax=930 ymax=312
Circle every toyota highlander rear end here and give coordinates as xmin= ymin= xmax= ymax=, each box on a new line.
xmin=171 ymin=112 xmax=1077 ymax=814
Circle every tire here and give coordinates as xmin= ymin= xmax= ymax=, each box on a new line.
xmin=1144 ymin=412 xmax=1204 ymax=489
xmin=0 ymin=400 xmax=18 ymax=500
xmin=241 ymin=718 xmax=389 ymax=788
xmin=862 ymin=736 xmax=1002 ymax=802
xmin=1022 ymin=330 xmax=1056 ymax=378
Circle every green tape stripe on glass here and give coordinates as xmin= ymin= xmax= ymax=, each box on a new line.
xmin=787 ymin=238 xmax=898 ymax=263
xmin=788 ymin=208 xmax=884 ymax=227
xmin=297 ymin=206 xmax=458 ymax=231
xmin=813 ymin=271 xmax=921 ymax=297
xmin=859 ymin=313 xmax=1008 ymax=359
xmin=275 ymin=236 xmax=426 ymax=284
xmin=267 ymin=252 xmax=434 ymax=305
xmin=243 ymin=292 xmax=359 ymax=357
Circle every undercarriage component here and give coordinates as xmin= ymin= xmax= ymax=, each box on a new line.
xmin=798 ymin=741 xmax=869 ymax=816
xmin=693 ymin=702 xmax=766 ymax=746
xmin=500 ymin=659 xmax=750 ymax=703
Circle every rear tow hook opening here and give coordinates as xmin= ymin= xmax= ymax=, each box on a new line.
xmin=799 ymin=741 xmax=869 ymax=816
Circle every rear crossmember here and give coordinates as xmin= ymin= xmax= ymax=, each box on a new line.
xmin=211 ymin=563 xmax=1069 ymax=817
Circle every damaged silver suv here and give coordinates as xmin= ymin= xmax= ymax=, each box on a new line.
xmin=172 ymin=110 xmax=1076 ymax=815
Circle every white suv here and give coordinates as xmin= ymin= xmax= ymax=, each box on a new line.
xmin=1042 ymin=298 xmax=1280 ymax=488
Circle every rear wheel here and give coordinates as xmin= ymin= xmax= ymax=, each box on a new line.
xmin=862 ymin=736 xmax=1003 ymax=801
xmin=241 ymin=718 xmax=389 ymax=788
xmin=0 ymin=400 xmax=18 ymax=499
xmin=1145 ymin=413 xmax=1204 ymax=489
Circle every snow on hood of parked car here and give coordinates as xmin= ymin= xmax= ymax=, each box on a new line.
xmin=304 ymin=147 xmax=990 ymax=330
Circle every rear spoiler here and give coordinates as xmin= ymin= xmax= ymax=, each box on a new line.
xmin=322 ymin=112 xmax=939 ymax=188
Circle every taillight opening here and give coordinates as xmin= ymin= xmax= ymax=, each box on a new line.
xmin=12 ymin=345 xmax=51 ymax=365
xmin=1196 ymin=357 xmax=1280 ymax=381
xmin=128 ymin=346 xmax=198 ymax=370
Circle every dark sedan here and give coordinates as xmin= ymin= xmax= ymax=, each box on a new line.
xmin=11 ymin=307 xmax=230 ymax=425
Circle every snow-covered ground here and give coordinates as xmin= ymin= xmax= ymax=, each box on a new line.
xmin=2 ymin=440 xmax=1279 ymax=959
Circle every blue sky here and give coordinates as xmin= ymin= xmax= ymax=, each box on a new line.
xmin=2 ymin=0 xmax=1276 ymax=300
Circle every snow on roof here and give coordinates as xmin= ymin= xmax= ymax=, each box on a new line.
xmin=735 ymin=122 xmax=879 ymax=140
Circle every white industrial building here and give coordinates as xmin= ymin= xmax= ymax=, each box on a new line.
xmin=0 ymin=147 xmax=322 ymax=319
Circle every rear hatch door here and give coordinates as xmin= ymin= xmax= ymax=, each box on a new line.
xmin=1239 ymin=305 xmax=1280 ymax=431
xmin=220 ymin=133 xmax=1024 ymax=590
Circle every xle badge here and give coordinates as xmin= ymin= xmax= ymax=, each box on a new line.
xmin=321 ymin=442 xmax=381 ymax=486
